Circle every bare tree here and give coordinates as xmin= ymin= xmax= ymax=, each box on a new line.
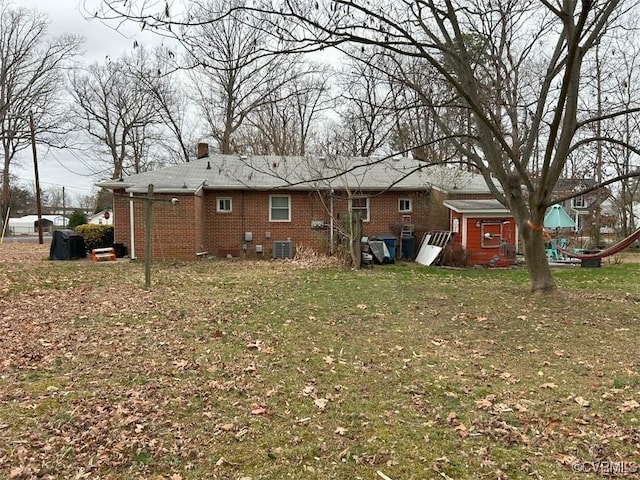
xmin=89 ymin=0 xmax=640 ymax=292
xmin=245 ymin=67 xmax=331 ymax=155
xmin=131 ymin=46 xmax=198 ymax=164
xmin=183 ymin=0 xmax=312 ymax=154
xmin=69 ymin=48 xmax=164 ymax=179
xmin=250 ymin=0 xmax=640 ymax=292
xmin=328 ymin=51 xmax=396 ymax=157
xmin=596 ymin=32 xmax=640 ymax=236
xmin=0 ymin=1 xmax=81 ymax=226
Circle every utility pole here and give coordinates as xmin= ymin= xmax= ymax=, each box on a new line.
xmin=62 ymin=186 xmax=66 ymax=227
xmin=29 ymin=112 xmax=43 ymax=244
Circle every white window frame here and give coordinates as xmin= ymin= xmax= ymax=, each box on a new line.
xmin=572 ymin=195 xmax=586 ymax=208
xmin=217 ymin=197 xmax=232 ymax=213
xmin=350 ymin=196 xmax=370 ymax=222
xmin=270 ymin=195 xmax=291 ymax=222
xmin=399 ymin=198 xmax=412 ymax=213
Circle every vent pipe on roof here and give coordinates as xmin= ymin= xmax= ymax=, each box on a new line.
xmin=206 ymin=161 xmax=211 ymax=170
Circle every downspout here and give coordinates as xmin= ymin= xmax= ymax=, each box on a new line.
xmin=129 ymin=191 xmax=136 ymax=259
xmin=330 ymin=188 xmax=334 ymax=255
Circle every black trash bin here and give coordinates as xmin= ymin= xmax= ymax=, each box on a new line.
xmin=581 ymin=251 xmax=601 ymax=268
xmin=112 ymin=243 xmax=128 ymax=258
xmin=401 ymin=235 xmax=417 ymax=260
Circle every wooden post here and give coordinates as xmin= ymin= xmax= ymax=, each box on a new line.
xmin=29 ymin=112 xmax=43 ymax=244
xmin=144 ymin=184 xmax=154 ymax=289
xmin=351 ymin=211 xmax=362 ymax=269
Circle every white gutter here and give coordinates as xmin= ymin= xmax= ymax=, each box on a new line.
xmin=129 ymin=192 xmax=136 ymax=259
xmin=330 ymin=188 xmax=334 ymax=254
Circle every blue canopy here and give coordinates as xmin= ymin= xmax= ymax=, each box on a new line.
xmin=544 ymin=204 xmax=575 ymax=229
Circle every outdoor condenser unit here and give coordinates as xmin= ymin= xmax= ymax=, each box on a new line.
xmin=272 ymin=240 xmax=294 ymax=259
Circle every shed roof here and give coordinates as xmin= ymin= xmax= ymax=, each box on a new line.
xmin=98 ymin=154 xmax=495 ymax=195
xmin=444 ymin=199 xmax=511 ymax=215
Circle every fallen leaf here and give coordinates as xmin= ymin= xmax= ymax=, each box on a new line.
xmin=544 ymin=418 xmax=561 ymax=435
xmin=475 ymin=397 xmax=493 ymax=410
xmin=323 ymin=355 xmax=334 ymax=364
xmin=540 ymin=383 xmax=557 ymax=389
xmin=455 ymin=423 xmax=468 ymax=438
xmin=574 ymin=396 xmax=590 ymax=407
xmin=251 ymin=403 xmax=268 ymax=415
xmin=446 ymin=411 xmax=457 ymax=424
xmin=334 ymin=426 xmax=348 ymax=435
xmin=314 ymin=398 xmax=328 ymax=410
xmin=618 ymin=400 xmax=640 ymax=412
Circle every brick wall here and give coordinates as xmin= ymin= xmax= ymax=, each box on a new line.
xmin=111 ymin=186 xmax=495 ymax=261
xmin=202 ymin=190 xmax=332 ymax=258
xmin=113 ymin=190 xmax=197 ymax=261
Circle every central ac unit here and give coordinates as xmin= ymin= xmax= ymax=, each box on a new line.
xmin=273 ymin=240 xmax=294 ymax=259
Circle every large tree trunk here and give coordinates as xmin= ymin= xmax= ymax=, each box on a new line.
xmin=521 ymin=226 xmax=555 ymax=293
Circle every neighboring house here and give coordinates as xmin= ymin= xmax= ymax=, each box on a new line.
xmin=444 ymin=199 xmax=518 ymax=266
xmin=552 ymin=178 xmax=609 ymax=234
xmin=87 ymin=209 xmax=113 ymax=226
xmin=98 ymin=152 xmax=499 ymax=262
xmin=7 ymin=215 xmax=67 ymax=235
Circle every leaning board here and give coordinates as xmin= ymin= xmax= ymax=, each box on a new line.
xmin=415 ymin=244 xmax=442 ymax=266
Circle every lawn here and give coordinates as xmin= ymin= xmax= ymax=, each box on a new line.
xmin=1 ymin=243 xmax=639 ymax=479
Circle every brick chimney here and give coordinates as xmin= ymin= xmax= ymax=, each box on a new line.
xmin=197 ymin=142 xmax=209 ymax=159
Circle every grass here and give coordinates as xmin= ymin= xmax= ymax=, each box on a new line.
xmin=1 ymin=245 xmax=639 ymax=479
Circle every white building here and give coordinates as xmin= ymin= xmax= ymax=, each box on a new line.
xmin=7 ymin=215 xmax=68 ymax=235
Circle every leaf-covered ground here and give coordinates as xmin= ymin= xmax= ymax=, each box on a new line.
xmin=1 ymin=243 xmax=639 ymax=479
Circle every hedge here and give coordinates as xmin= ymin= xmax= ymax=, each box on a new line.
xmin=75 ymin=224 xmax=114 ymax=251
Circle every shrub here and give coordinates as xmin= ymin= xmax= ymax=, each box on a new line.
xmin=440 ymin=243 xmax=469 ymax=267
xmin=67 ymin=210 xmax=88 ymax=229
xmin=75 ymin=224 xmax=114 ymax=251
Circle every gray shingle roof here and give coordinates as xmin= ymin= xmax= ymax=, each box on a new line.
xmin=98 ymin=154 xmax=494 ymax=194
xmin=443 ymin=199 xmax=510 ymax=213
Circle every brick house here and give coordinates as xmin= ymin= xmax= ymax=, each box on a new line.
xmin=98 ymin=153 xmax=498 ymax=262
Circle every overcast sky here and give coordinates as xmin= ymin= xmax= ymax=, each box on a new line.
xmin=13 ymin=0 xmax=164 ymax=202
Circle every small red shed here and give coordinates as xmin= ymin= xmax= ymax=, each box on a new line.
xmin=443 ymin=199 xmax=518 ymax=266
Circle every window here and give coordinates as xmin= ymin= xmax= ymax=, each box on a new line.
xmin=399 ymin=198 xmax=412 ymax=213
xmin=350 ymin=197 xmax=370 ymax=222
xmin=270 ymin=195 xmax=290 ymax=222
xmin=480 ymin=222 xmax=502 ymax=248
xmin=217 ymin=197 xmax=232 ymax=212
xmin=572 ymin=196 xmax=586 ymax=208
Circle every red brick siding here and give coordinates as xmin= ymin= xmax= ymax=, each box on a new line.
xmin=111 ymin=186 xmax=499 ymax=262
xmin=112 ymin=190 xmax=197 ymax=261
xmin=203 ymin=190 xmax=332 ymax=258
